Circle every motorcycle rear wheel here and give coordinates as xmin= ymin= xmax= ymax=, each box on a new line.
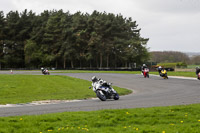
xmin=114 ymin=93 xmax=119 ymax=100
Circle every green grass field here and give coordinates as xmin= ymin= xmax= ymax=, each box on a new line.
xmin=0 ymin=75 xmax=131 ymax=104
xmin=1 ymin=104 xmax=200 ymax=133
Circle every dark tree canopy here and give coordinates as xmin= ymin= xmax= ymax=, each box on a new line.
xmin=0 ymin=9 xmax=149 ymax=69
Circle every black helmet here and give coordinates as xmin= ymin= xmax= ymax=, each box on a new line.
xmin=91 ymin=76 xmax=97 ymax=82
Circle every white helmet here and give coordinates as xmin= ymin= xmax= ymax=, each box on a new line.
xmin=91 ymin=76 xmax=97 ymax=82
xmin=99 ymin=79 xmax=104 ymax=85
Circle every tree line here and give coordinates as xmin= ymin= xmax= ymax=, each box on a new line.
xmin=150 ymin=51 xmax=200 ymax=65
xmin=150 ymin=51 xmax=190 ymax=63
xmin=190 ymin=55 xmax=200 ymax=65
xmin=0 ymin=9 xmax=149 ymax=69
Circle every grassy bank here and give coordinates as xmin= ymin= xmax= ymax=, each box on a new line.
xmin=1 ymin=104 xmax=200 ymax=132
xmin=52 ymin=70 xmax=197 ymax=78
xmin=52 ymin=70 xmax=141 ymax=74
xmin=0 ymin=75 xmax=131 ymax=104
xmin=167 ymin=71 xmax=196 ymax=78
xmin=149 ymin=71 xmax=197 ymax=78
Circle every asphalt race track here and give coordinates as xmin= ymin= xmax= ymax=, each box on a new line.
xmin=0 ymin=71 xmax=200 ymax=117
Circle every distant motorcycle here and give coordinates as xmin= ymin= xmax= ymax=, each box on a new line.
xmin=143 ymin=68 xmax=149 ymax=78
xmin=197 ymin=72 xmax=200 ymax=80
xmin=41 ymin=68 xmax=50 ymax=75
xmin=90 ymin=81 xmax=119 ymax=101
xmin=160 ymin=69 xmax=168 ymax=79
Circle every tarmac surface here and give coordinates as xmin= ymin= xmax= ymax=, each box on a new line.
xmin=0 ymin=71 xmax=200 ymax=117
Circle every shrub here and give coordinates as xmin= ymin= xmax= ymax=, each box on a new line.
xmin=157 ymin=62 xmax=187 ymax=68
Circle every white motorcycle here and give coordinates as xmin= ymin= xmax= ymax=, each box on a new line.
xmin=90 ymin=81 xmax=119 ymax=101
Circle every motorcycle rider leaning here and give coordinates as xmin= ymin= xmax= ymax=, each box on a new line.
xmin=41 ymin=67 xmax=49 ymax=74
xmin=91 ymin=76 xmax=100 ymax=92
xmin=91 ymin=76 xmax=115 ymax=93
xmin=41 ymin=67 xmax=45 ymax=73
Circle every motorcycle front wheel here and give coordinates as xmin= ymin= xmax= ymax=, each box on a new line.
xmin=163 ymin=76 xmax=168 ymax=79
xmin=96 ymin=91 xmax=106 ymax=101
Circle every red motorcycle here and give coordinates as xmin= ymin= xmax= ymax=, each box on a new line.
xmin=143 ymin=68 xmax=149 ymax=78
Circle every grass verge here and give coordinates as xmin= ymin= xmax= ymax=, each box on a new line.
xmin=51 ymin=70 xmax=141 ymax=74
xmin=52 ymin=70 xmax=197 ymax=78
xmin=1 ymin=104 xmax=200 ymax=132
xmin=150 ymin=71 xmax=197 ymax=78
xmin=0 ymin=75 xmax=131 ymax=104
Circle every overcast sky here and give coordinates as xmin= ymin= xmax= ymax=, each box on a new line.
xmin=1 ymin=0 xmax=200 ymax=52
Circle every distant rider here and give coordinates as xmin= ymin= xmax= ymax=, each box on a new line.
xmin=41 ymin=67 xmax=45 ymax=74
xmin=91 ymin=76 xmax=101 ymax=92
xmin=141 ymin=64 xmax=147 ymax=74
xmin=41 ymin=67 xmax=48 ymax=74
xmin=157 ymin=66 xmax=162 ymax=75
xmin=91 ymin=76 xmax=115 ymax=93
